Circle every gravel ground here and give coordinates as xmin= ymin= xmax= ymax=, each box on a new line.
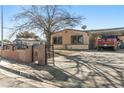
xmin=1 ymin=49 xmax=124 ymax=87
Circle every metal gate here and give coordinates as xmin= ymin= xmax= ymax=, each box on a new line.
xmin=45 ymin=45 xmax=55 ymax=65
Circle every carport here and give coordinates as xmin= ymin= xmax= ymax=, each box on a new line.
xmin=88 ymin=27 xmax=124 ymax=49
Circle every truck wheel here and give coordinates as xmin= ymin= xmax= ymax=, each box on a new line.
xmin=113 ymin=46 xmax=117 ymax=51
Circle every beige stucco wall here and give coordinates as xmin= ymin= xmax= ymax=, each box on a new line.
xmin=0 ymin=45 xmax=46 ymax=65
xmin=67 ymin=45 xmax=88 ymax=50
xmin=53 ymin=45 xmax=88 ymax=50
xmin=118 ymin=36 xmax=124 ymax=41
xmin=51 ymin=29 xmax=89 ymax=50
xmin=0 ymin=48 xmax=32 ymax=63
xmin=53 ymin=45 xmax=65 ymax=49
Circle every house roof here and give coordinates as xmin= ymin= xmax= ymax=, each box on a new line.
xmin=14 ymin=38 xmax=40 ymax=41
xmin=86 ymin=27 xmax=124 ymax=33
xmin=52 ymin=27 xmax=124 ymax=35
xmin=52 ymin=28 xmax=86 ymax=34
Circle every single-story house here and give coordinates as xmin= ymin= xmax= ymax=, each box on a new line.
xmin=51 ymin=27 xmax=124 ymax=50
xmin=51 ymin=29 xmax=89 ymax=50
xmin=13 ymin=38 xmax=41 ymax=46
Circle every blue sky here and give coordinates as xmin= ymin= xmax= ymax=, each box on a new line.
xmin=69 ymin=5 xmax=124 ymax=29
xmin=1 ymin=5 xmax=124 ymax=40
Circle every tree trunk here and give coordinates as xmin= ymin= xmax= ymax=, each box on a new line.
xmin=46 ymin=34 xmax=51 ymax=58
xmin=46 ymin=35 xmax=51 ymax=45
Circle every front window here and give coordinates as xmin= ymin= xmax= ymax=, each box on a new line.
xmin=71 ymin=35 xmax=83 ymax=44
xmin=53 ymin=36 xmax=62 ymax=44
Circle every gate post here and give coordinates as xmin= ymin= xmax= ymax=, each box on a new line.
xmin=38 ymin=45 xmax=46 ymax=65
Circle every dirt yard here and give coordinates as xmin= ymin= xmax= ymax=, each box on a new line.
xmin=53 ymin=49 xmax=124 ymax=87
xmin=1 ymin=49 xmax=124 ymax=88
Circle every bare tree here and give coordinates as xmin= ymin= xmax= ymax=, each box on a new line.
xmin=13 ymin=5 xmax=84 ymax=45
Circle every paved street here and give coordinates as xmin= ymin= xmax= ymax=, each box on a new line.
xmin=0 ymin=71 xmax=36 ymax=88
xmin=0 ymin=59 xmax=60 ymax=88
xmin=0 ymin=63 xmax=61 ymax=88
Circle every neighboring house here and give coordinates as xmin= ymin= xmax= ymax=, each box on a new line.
xmin=0 ymin=40 xmax=12 ymax=45
xmin=51 ymin=29 xmax=89 ymax=50
xmin=51 ymin=27 xmax=124 ymax=50
xmin=13 ymin=38 xmax=41 ymax=46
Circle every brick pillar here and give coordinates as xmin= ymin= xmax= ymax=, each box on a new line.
xmin=38 ymin=45 xmax=46 ymax=65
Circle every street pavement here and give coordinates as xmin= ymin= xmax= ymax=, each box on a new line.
xmin=0 ymin=71 xmax=36 ymax=88
xmin=0 ymin=59 xmax=59 ymax=88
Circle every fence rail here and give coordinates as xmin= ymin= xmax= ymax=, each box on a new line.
xmin=45 ymin=45 xmax=55 ymax=66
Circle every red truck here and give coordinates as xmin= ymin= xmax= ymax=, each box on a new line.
xmin=96 ymin=35 xmax=119 ymax=51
